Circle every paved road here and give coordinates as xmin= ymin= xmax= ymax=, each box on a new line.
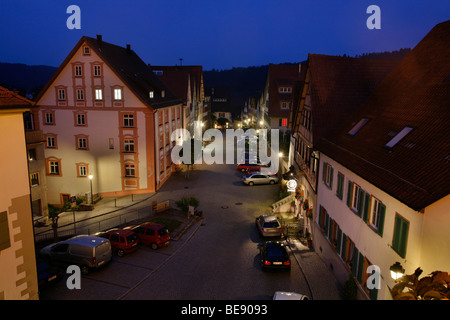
xmin=39 ymin=136 xmax=314 ymax=300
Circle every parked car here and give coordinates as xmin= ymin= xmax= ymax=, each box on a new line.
xmin=273 ymin=291 xmax=309 ymax=300
xmin=243 ymin=172 xmax=279 ymax=185
xmin=36 ymin=256 xmax=64 ymax=290
xmin=237 ymin=162 xmax=268 ymax=172
xmin=244 ymin=167 xmax=276 ymax=176
xmin=259 ymin=241 xmax=291 ymax=271
xmin=125 ymin=222 xmax=170 ymax=250
xmin=94 ymin=228 xmax=138 ymax=257
xmin=255 ymin=215 xmax=283 ymax=237
xmin=39 ymin=235 xmax=112 ymax=274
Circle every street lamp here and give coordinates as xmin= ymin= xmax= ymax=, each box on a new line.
xmin=88 ymin=174 xmax=93 ymax=204
xmin=390 ymin=262 xmax=405 ymax=281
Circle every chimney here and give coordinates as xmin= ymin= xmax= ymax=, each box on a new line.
xmin=97 ymin=34 xmax=103 ymax=44
xmin=126 ymin=44 xmax=131 ymax=54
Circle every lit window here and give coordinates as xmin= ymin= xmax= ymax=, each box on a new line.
xmin=95 ymin=89 xmax=103 ymax=100
xmin=385 ymin=126 xmax=413 ymax=148
xmin=149 ymin=91 xmax=154 ymax=99
xmin=281 ymin=118 xmax=288 ymax=126
xmin=114 ymin=88 xmax=122 ymax=100
xmin=348 ymin=118 xmax=369 ymax=136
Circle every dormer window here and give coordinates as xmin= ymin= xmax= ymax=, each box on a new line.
xmin=385 ymin=126 xmax=413 ymax=148
xmin=348 ymin=118 xmax=369 ymax=136
xmin=149 ymin=91 xmax=154 ymax=99
xmin=279 ymin=87 xmax=292 ymax=93
xmin=83 ymin=46 xmax=91 ymax=55
xmin=161 ymin=90 xmax=165 ymax=98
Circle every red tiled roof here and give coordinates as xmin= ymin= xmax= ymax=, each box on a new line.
xmin=267 ymin=64 xmax=302 ymax=118
xmin=307 ymin=54 xmax=401 ymax=145
xmin=0 ymin=86 xmax=34 ymax=109
xmin=317 ymin=20 xmax=450 ymax=211
xmin=35 ymin=36 xmax=182 ymax=109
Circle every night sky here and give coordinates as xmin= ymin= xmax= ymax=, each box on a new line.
xmin=1 ymin=0 xmax=449 ymax=70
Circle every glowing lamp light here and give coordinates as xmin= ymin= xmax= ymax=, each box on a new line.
xmin=390 ymin=262 xmax=405 ymax=281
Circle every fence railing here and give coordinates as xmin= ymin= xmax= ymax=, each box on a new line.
xmin=34 ymin=202 xmax=164 ymax=243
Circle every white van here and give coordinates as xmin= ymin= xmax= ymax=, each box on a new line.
xmin=40 ymin=235 xmax=112 ymax=274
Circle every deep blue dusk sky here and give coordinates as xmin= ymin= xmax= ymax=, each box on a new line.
xmin=1 ymin=1 xmax=449 ymax=70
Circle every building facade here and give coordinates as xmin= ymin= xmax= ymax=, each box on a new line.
xmin=0 ymin=87 xmax=39 ymax=300
xmin=35 ymin=36 xmax=182 ymax=205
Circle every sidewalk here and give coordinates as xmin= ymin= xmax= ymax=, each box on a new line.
xmin=278 ymin=211 xmax=343 ymax=300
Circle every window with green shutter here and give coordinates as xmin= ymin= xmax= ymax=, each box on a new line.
xmin=346 ymin=181 xmax=353 ymax=208
xmin=336 ymin=172 xmax=344 ymax=200
xmin=392 ymin=214 xmax=409 ymax=258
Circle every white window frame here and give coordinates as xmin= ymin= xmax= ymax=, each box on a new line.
xmin=76 ymin=89 xmax=84 ymax=101
xmin=49 ymin=161 xmax=59 ymax=174
xmin=46 ymin=136 xmax=56 ymax=148
xmin=93 ymin=65 xmax=101 ymax=77
xmin=58 ymin=89 xmax=66 ymax=101
xmin=124 ymin=139 xmax=135 ymax=152
xmin=78 ymin=138 xmax=87 ymax=149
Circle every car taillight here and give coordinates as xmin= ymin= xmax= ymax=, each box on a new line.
xmin=264 ymin=260 xmax=271 ymax=266
xmin=284 ymin=260 xmax=290 ymax=266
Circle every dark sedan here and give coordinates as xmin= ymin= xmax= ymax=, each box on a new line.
xmin=259 ymin=241 xmax=291 ymax=271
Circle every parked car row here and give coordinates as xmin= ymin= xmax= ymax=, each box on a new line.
xmin=37 ymin=221 xmax=171 ymax=290
xmin=238 ymin=163 xmax=279 ymax=186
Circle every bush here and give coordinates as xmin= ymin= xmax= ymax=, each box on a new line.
xmin=175 ymin=196 xmax=200 ymax=212
xmin=343 ymin=274 xmax=358 ymax=300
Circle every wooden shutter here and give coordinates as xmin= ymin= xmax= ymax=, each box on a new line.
xmin=393 ymin=215 xmax=409 ymax=258
xmin=377 ymin=204 xmax=386 ymax=237
xmin=329 ymin=167 xmax=334 ymax=190
xmin=357 ymin=252 xmax=365 ymax=283
xmin=351 ymin=246 xmax=359 ymax=276
xmin=363 ymin=193 xmax=371 ymax=223
xmin=346 ymin=181 xmax=352 ymax=207
xmin=336 ymin=227 xmax=342 ymax=253
xmin=356 ymin=188 xmax=365 ymax=217
xmin=341 ymin=234 xmax=347 ymax=260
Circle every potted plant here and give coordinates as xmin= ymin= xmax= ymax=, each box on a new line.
xmin=302 ymin=199 xmax=309 ymax=210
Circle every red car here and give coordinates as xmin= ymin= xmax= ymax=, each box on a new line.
xmin=245 ymin=167 xmax=276 ymax=175
xmin=126 ymin=222 xmax=170 ymax=250
xmin=94 ymin=228 xmax=138 ymax=257
xmin=237 ymin=162 xmax=268 ymax=172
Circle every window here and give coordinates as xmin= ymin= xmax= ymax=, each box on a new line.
xmin=114 ymin=88 xmax=122 ymax=100
xmin=346 ymin=181 xmax=368 ymax=218
xmin=370 ymin=198 xmax=386 ymax=236
xmin=279 ymin=118 xmax=287 ymax=127
xmin=125 ymin=164 xmax=135 ymax=177
xmin=44 ymin=112 xmax=54 ymax=125
xmin=46 ymin=135 xmax=56 ymax=148
xmin=78 ymin=165 xmax=87 ymax=177
xmin=0 ymin=211 xmax=11 ymax=251
xmin=76 ymin=113 xmax=86 ymax=126
xmin=95 ymin=89 xmax=103 ymax=100
xmin=83 ymin=46 xmax=90 ymax=55
xmin=93 ymin=65 xmax=101 ymax=77
xmin=76 ymin=89 xmax=84 ymax=101
xmin=123 ymin=114 xmax=134 ymax=127
xmin=279 ymin=87 xmax=292 ymax=93
xmin=28 ymin=148 xmax=37 ymax=161
xmin=385 ymin=126 xmax=413 ymax=148
xmin=78 ymin=137 xmax=88 ymax=149
xmin=392 ymin=214 xmax=409 ymax=258
xmin=149 ymin=91 xmax=154 ymax=99
xmin=336 ymin=172 xmax=344 ymax=200
xmin=322 ymin=163 xmax=334 ymax=189
xmin=58 ymin=89 xmax=66 ymax=101
xmin=124 ymin=139 xmax=135 ymax=152
xmin=75 ymin=65 xmax=82 ymax=77
xmin=30 ymin=172 xmax=40 ymax=186
xmin=348 ymin=118 xmax=369 ymax=136
xmin=280 ymin=102 xmax=290 ymax=110
xmin=49 ymin=160 xmax=60 ymax=175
